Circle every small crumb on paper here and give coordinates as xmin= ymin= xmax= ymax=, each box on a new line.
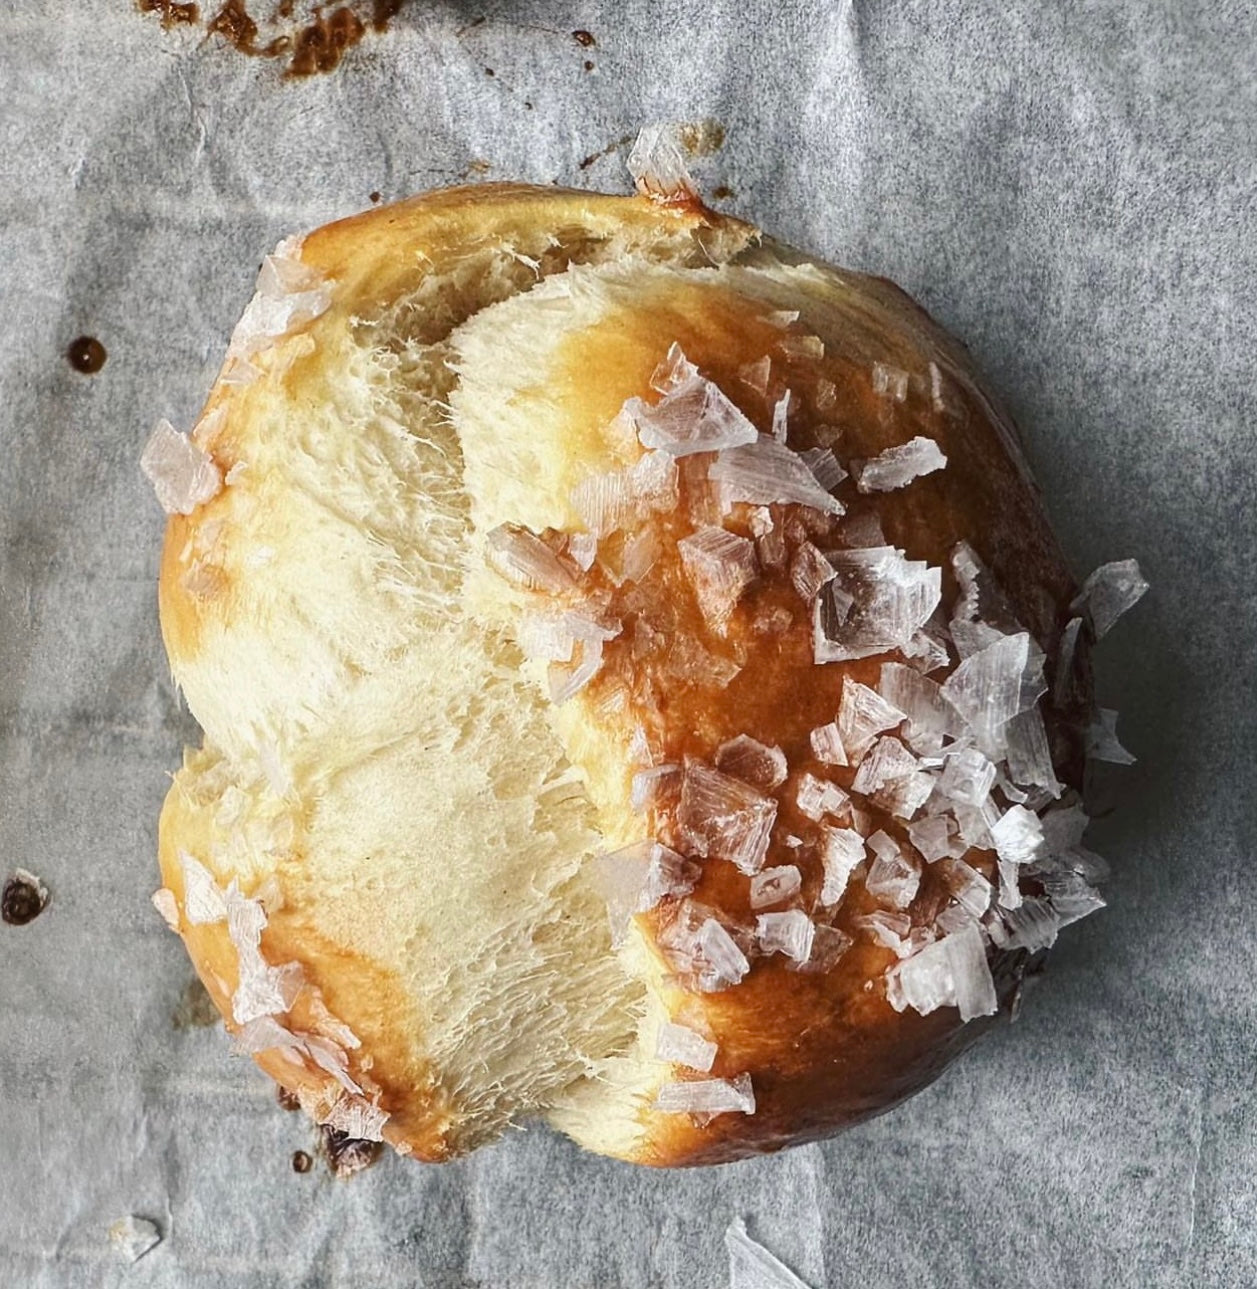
xmin=108 ymin=1215 xmax=161 ymax=1264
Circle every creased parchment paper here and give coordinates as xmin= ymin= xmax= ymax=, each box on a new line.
xmin=1 ymin=1 xmax=1254 ymax=1285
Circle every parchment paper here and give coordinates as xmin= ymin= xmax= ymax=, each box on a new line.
xmin=2 ymin=1 xmax=1254 ymax=1285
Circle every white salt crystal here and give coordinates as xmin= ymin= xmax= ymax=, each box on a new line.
xmin=748 ymin=506 xmax=774 ymax=538
xmin=656 ymin=1073 xmax=755 ymax=1116
xmin=1088 ymin=708 xmax=1136 ymax=764
xmin=799 ymin=448 xmax=845 ymax=493
xmin=814 ymin=547 xmax=941 ymax=663
xmin=698 ymin=917 xmax=753 ymax=988
xmin=864 ymin=831 xmax=921 ymax=909
xmin=224 ymin=883 xmax=303 ymax=1025
xmin=800 ymin=923 xmax=855 ymax=973
xmin=225 ymin=235 xmax=332 ymax=369
xmin=902 ymin=627 xmax=952 ymax=675
xmin=779 ymin=333 xmax=825 ymax=361
xmin=877 ymin=770 xmax=936 ymax=819
xmin=938 ymin=858 xmax=993 ymax=919
xmin=572 ymin=450 xmax=679 ymax=537
xmin=566 ymin=531 xmax=598 ymax=571
xmin=750 ymin=865 xmax=803 ymax=909
xmin=656 ymin=1021 xmax=717 ymax=1072
xmin=1071 ymin=559 xmax=1149 ymax=638
xmin=658 ymin=900 xmax=755 ymax=991
xmin=151 ymin=888 xmax=179 ymax=931
xmin=589 ymin=841 xmax=700 ymax=946
xmin=141 ymin=419 xmax=223 ymax=515
xmin=621 ymin=527 xmax=660 ymax=582
xmin=871 ymin=361 xmax=910 ymax=401
xmin=989 ymin=805 xmax=1046 ymax=866
xmin=987 ymin=897 xmax=1060 ymax=953
xmin=766 ymin=310 xmax=800 ymax=328
xmin=997 ymin=858 xmax=1023 ymax=910
xmin=771 ymin=391 xmax=791 ymax=443
xmin=725 ymin=1219 xmax=813 ymax=1289
xmin=715 ymin=735 xmax=789 ymax=791
xmin=756 ymin=910 xmax=816 ymax=964
xmin=809 ymin=721 xmax=848 ymax=766
xmin=738 ymin=355 xmax=772 ymax=393
xmin=796 ymin=772 xmax=850 ymax=822
xmin=109 ymin=1216 xmax=162 ymax=1264
xmin=233 ymin=1015 xmax=301 ymax=1057
xmin=937 ymin=745 xmax=996 ymax=807
xmin=854 ymin=436 xmax=947 ymax=493
xmin=628 ymin=374 xmax=760 ymax=457
xmin=815 ymin=377 xmax=838 ymax=412
xmin=941 ymin=632 xmax=1031 ymax=748
xmin=517 ymin=612 xmax=576 ymax=662
xmin=907 ymin=815 xmax=955 ymax=863
xmin=486 ymin=523 xmax=577 ymax=593
xmin=627 ymin=123 xmax=697 ymax=201
xmin=650 ymin=342 xmax=699 ymax=393
xmin=850 ymin=736 xmax=919 ymax=795
xmin=547 ymin=636 xmax=604 ymax=704
xmin=179 ymin=852 xmax=226 ymax=925
xmin=1004 ymin=707 xmax=1064 ymax=795
xmin=839 ymin=511 xmax=887 ymax=548
xmin=819 ymin=826 xmax=865 ymax=904
xmin=878 ymin=662 xmax=956 ymax=752
xmin=1052 ymin=616 xmax=1085 ymax=707
xmin=678 ymin=760 xmax=778 ymax=874
xmin=709 ymin=437 xmax=845 ymax=514
xmin=678 ymin=527 xmax=758 ymax=634
xmin=1038 ymin=869 xmax=1106 ymax=926
xmin=1040 ymin=802 xmax=1090 ymax=854
xmin=928 ymin=361 xmax=948 ymax=413
xmin=790 ymin=541 xmax=836 ymax=604
xmin=839 ymin=680 xmax=906 ymax=762
xmin=631 ymin=764 xmax=681 ymax=813
xmin=887 ymin=922 xmax=997 ymax=1021
xmin=853 ymin=909 xmax=912 ymax=954
xmin=322 ymin=1093 xmax=390 ymax=1141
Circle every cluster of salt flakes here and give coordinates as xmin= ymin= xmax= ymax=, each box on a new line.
xmin=481 ymin=328 xmax=1147 ymax=1118
xmin=159 ymin=854 xmax=390 ymax=1142
xmin=141 ymin=419 xmax=223 ymax=516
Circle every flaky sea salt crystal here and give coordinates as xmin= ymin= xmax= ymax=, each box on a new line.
xmin=698 ymin=916 xmax=753 ymax=987
xmin=678 ymin=527 xmax=758 ymax=634
xmin=903 ymin=627 xmax=952 ymax=675
xmin=853 ymin=436 xmax=947 ymax=493
xmin=678 ymin=760 xmax=778 ymax=874
xmin=756 ymin=910 xmax=816 ymax=964
xmin=814 ymin=547 xmax=941 ymax=663
xmin=771 ymin=391 xmax=791 ymax=443
xmin=1040 ymin=801 xmax=1090 ymax=854
xmin=800 ymin=447 xmax=847 ymax=492
xmin=790 ymin=541 xmax=836 ymax=604
xmin=878 ymin=662 xmax=955 ymax=753
xmin=864 ymin=831 xmax=921 ymax=909
xmin=871 ymin=361 xmax=910 ymax=401
xmin=1088 ymin=708 xmax=1136 ymax=764
xmin=1038 ymin=868 xmax=1106 ymax=925
xmin=819 ymin=826 xmax=865 ymax=904
xmin=628 ymin=374 xmax=760 ymax=457
xmin=750 ymin=865 xmax=803 ymax=908
xmin=621 ymin=527 xmax=660 ymax=582
xmin=547 ymin=636 xmax=604 ymax=704
xmin=939 ymin=858 xmax=993 ymax=919
xmin=1004 ymin=707 xmax=1064 ymax=795
xmin=809 ymin=721 xmax=848 ymax=766
xmin=517 ymin=612 xmax=576 ymax=662
xmin=322 ymin=1092 xmax=390 ymax=1141
xmin=224 ymin=235 xmax=331 ymax=374
xmin=887 ymin=922 xmax=997 ymax=1021
xmin=800 ymin=923 xmax=855 ymax=973
xmin=851 ymin=736 xmax=919 ymax=795
xmin=224 ymin=883 xmax=303 ymax=1024
xmin=989 ymin=805 xmax=1046 ymax=866
xmin=179 ymin=852 xmax=226 ymax=925
xmin=1071 ymin=559 xmax=1149 ymax=638
xmin=233 ymin=1015 xmax=301 ymax=1057
xmin=796 ymin=772 xmax=850 ymax=822
xmin=987 ymin=897 xmax=1060 ymax=953
xmin=656 ymin=1073 xmax=755 ymax=1116
xmin=650 ymin=342 xmax=699 ymax=394
xmin=627 ymin=123 xmax=698 ymax=201
xmin=738 ymin=355 xmax=772 ymax=393
xmin=937 ymin=745 xmax=996 ymax=807
xmin=631 ymin=764 xmax=681 ymax=812
xmin=486 ymin=523 xmax=577 ymax=593
xmin=709 ymin=437 xmax=845 ymax=514
xmin=589 ymin=841 xmax=700 ymax=946
xmin=941 ymin=632 xmax=1031 ymax=748
xmin=141 ymin=419 xmax=223 ymax=516
xmin=839 ymin=680 xmax=906 ymax=762
xmin=572 ymin=450 xmax=679 ymax=537
xmin=779 ymin=333 xmax=825 ymax=361
xmin=656 ymin=1021 xmax=717 ymax=1071
xmin=109 ymin=1216 xmax=162 ymax=1264
xmin=877 ymin=770 xmax=935 ymax=819
xmin=1052 ymin=616 xmax=1086 ymax=708
xmin=725 ymin=1218 xmax=813 ymax=1289
xmin=997 ymin=857 xmax=1023 ymax=910
xmin=715 ymin=735 xmax=788 ymax=790
xmin=853 ymin=909 xmax=912 ymax=954
xmin=658 ymin=900 xmax=754 ymax=991
xmin=151 ymin=888 xmax=180 ymax=930
xmin=814 ymin=377 xmax=838 ymax=412
xmin=907 ymin=815 xmax=955 ymax=863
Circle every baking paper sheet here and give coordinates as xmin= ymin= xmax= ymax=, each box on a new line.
xmin=2 ymin=1 xmax=1255 ymax=1284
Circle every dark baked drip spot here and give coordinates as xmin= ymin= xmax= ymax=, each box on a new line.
xmin=572 ymin=29 xmax=595 ymax=47
xmin=136 ymin=0 xmax=200 ymax=29
xmin=291 ymin=1149 xmax=313 ymax=1173
xmin=320 ymin=1126 xmax=384 ymax=1178
xmin=67 ymin=335 xmax=107 ymax=374
xmin=2 ymin=874 xmax=48 ymax=926
xmin=276 ymin=1085 xmax=302 ymax=1111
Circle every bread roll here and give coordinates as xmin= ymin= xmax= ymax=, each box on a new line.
xmin=148 ymin=182 xmax=1119 ymax=1167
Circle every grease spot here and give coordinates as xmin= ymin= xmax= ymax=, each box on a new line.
xmin=67 ymin=335 xmax=107 ymax=374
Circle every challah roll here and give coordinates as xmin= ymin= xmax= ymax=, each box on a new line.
xmin=147 ymin=181 xmax=1142 ymax=1167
